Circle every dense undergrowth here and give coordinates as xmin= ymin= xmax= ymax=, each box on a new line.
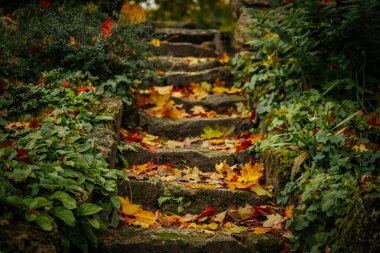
xmin=0 ymin=1 xmax=157 ymax=252
xmin=231 ymin=0 xmax=380 ymax=252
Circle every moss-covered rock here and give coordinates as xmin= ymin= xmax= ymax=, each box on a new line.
xmin=335 ymin=183 xmax=380 ymax=253
xmin=262 ymin=149 xmax=300 ymax=197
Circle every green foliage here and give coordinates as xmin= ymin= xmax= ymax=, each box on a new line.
xmin=231 ymin=0 xmax=380 ymax=120
xmin=158 ymin=188 xmax=191 ymax=214
xmin=252 ymin=90 xmax=380 ymax=252
xmin=1 ymin=3 xmax=158 ymax=87
xmin=0 ymin=75 xmax=127 ymax=252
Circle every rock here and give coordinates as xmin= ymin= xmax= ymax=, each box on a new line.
xmin=232 ymin=0 xmax=273 ymax=18
xmin=138 ymin=112 xmax=251 ymax=139
xmin=124 ymin=142 xmax=251 ymax=170
xmin=0 ymin=222 xmax=62 ymax=253
xmin=172 ymin=94 xmax=247 ymax=114
xmin=165 ymin=67 xmax=231 ymax=86
xmin=160 ymin=42 xmax=216 ymax=57
xmin=117 ymin=179 xmax=269 ymax=214
xmin=98 ymin=227 xmax=285 ymax=253
xmin=336 ymin=183 xmax=380 ymax=253
xmin=234 ymin=11 xmax=254 ymax=50
xmin=262 ymin=149 xmax=300 ymax=197
xmin=91 ymin=96 xmax=123 ymax=168
xmin=156 ymin=28 xmax=218 ymax=44
xmin=153 ymin=56 xmax=222 ymax=72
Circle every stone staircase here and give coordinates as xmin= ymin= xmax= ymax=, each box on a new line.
xmin=98 ymin=26 xmax=285 ymax=253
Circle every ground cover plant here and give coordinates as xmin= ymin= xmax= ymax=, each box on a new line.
xmin=230 ymin=0 xmax=380 ymax=251
xmin=0 ymin=1 xmax=159 ymax=251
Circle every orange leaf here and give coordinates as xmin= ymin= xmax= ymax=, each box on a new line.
xmin=285 ymin=204 xmax=294 ymax=219
xmin=251 ymin=227 xmax=272 ymax=235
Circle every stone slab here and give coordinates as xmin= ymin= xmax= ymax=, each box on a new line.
xmin=156 ymin=28 xmax=219 ymax=44
xmin=98 ymin=227 xmax=285 ymax=253
xmin=138 ymin=113 xmax=252 ymax=139
xmin=160 ymin=42 xmax=215 ymax=57
xmin=117 ymin=179 xmax=269 ymax=214
xmin=165 ymin=67 xmax=231 ymax=86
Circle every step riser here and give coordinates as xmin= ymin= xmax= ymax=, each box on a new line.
xmin=138 ymin=113 xmax=251 ymax=139
xmin=165 ymin=67 xmax=230 ymax=86
xmin=160 ymin=43 xmax=215 ymax=57
xmin=98 ymin=228 xmax=286 ymax=253
xmin=117 ymin=180 xmax=268 ymax=214
xmin=157 ymin=28 xmax=218 ymax=44
xmin=124 ymin=144 xmax=251 ymax=171
xmin=163 ymin=60 xmax=222 ymax=72
xmin=172 ymin=94 xmax=247 ymax=114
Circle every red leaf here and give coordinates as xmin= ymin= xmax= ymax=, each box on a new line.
xmin=197 ymin=207 xmax=216 ymax=219
xmin=140 ymin=143 xmax=156 ymax=151
xmin=313 ymin=128 xmax=319 ymax=135
xmin=236 ymin=140 xmax=252 ymax=153
xmin=61 ymin=80 xmax=73 ymax=89
xmin=29 ymin=118 xmax=41 ymax=128
xmin=17 ymin=149 xmax=30 ymax=163
xmin=39 ymin=0 xmax=52 ymax=7
xmin=75 ymin=87 xmax=90 ymax=93
xmin=326 ymin=114 xmax=335 ymax=123
xmin=101 ymin=18 xmax=114 ymax=38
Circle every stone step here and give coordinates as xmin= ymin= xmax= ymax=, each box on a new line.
xmin=117 ymin=179 xmax=269 ymax=214
xmin=124 ymin=142 xmax=251 ymax=171
xmin=138 ymin=113 xmax=251 ymax=139
xmin=156 ymin=28 xmax=219 ymax=44
xmin=172 ymin=94 xmax=247 ymax=114
xmin=154 ymin=56 xmax=222 ymax=72
xmin=164 ymin=67 xmax=231 ymax=86
xmin=160 ymin=42 xmax=215 ymax=57
xmin=98 ymin=227 xmax=285 ymax=253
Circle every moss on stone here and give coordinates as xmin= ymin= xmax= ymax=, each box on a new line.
xmin=335 ymin=183 xmax=380 ymax=253
xmin=245 ymin=234 xmax=286 ymax=253
xmin=262 ymin=149 xmax=300 ymax=196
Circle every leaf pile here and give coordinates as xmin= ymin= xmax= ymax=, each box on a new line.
xmin=118 ymin=196 xmax=292 ymax=237
xmin=120 ymin=127 xmax=265 ymax=153
xmin=124 ymin=160 xmax=272 ymax=197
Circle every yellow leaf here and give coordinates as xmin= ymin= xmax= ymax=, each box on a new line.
xmin=209 ymin=139 xmax=225 ymax=145
xmin=251 ymin=227 xmax=272 ymax=235
xmin=262 ymin=214 xmax=285 ymax=229
xmin=228 ymin=181 xmax=255 ymax=190
xmin=219 ymin=52 xmax=230 ymax=64
xmin=118 ymin=196 xmax=141 ymax=216
xmin=120 ymin=2 xmax=145 ymax=23
xmin=223 ymin=225 xmax=247 ymax=234
xmin=237 ymin=204 xmax=255 ymax=220
xmin=188 ymin=222 xmax=219 ymax=231
xmin=250 ymin=185 xmax=272 ymax=197
xmin=69 ymin=36 xmax=78 ymax=48
xmin=133 ymin=210 xmax=158 ymax=228
xmin=150 ymin=38 xmax=161 ymax=47
xmin=182 ymin=183 xmax=217 ymax=189
xmin=201 ymin=125 xmax=224 ymax=139
xmin=191 ymin=106 xmax=207 ymax=115
xmin=237 ymin=162 xmax=263 ymax=183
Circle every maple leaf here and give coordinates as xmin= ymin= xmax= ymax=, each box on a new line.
xmin=215 ymin=161 xmax=236 ymax=181
xmin=150 ymin=39 xmax=161 ymax=47
xmin=262 ymin=214 xmax=286 ymax=229
xmin=120 ymin=2 xmax=145 ymax=23
xmin=126 ymin=161 xmax=156 ymax=174
xmin=39 ymin=0 xmax=52 ymax=7
xmin=197 ymin=207 xmax=216 ymax=219
xmin=237 ymin=162 xmax=263 ymax=183
xmin=69 ymin=36 xmax=78 ymax=48
xmin=17 ymin=149 xmax=30 ymax=163
xmin=118 ymin=196 xmax=140 ymax=216
xmin=219 ymin=52 xmax=230 ymax=64
xmin=201 ymin=125 xmax=224 ymax=139
xmin=61 ymin=80 xmax=73 ymax=89
xmin=250 ymin=185 xmax=272 ymax=197
xmin=237 ymin=204 xmax=256 ymax=220
xmin=101 ymin=18 xmax=114 ymax=38
xmin=251 ymin=227 xmax=272 ymax=235
xmin=285 ymin=205 xmax=294 ymax=219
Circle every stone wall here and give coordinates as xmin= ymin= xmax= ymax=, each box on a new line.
xmin=232 ymin=0 xmax=274 ymax=50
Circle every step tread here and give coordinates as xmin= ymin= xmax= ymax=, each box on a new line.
xmin=160 ymin=42 xmax=216 ymax=57
xmin=138 ymin=112 xmax=251 ymax=139
xmin=124 ymin=142 xmax=251 ymax=171
xmin=98 ymin=227 xmax=285 ymax=253
xmin=117 ymin=178 xmax=269 ymax=214
xmin=153 ymin=56 xmax=222 ymax=72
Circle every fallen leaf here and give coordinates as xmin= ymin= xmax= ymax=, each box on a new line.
xmin=251 ymin=227 xmax=272 ymax=235
xmin=263 ymin=214 xmax=285 ymax=229
xmin=285 ymin=205 xmax=294 ymax=219
xmin=197 ymin=207 xmax=216 ymax=219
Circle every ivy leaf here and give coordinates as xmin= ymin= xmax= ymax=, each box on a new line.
xmin=76 ymin=203 xmax=103 ymax=216
xmin=49 ymin=191 xmax=77 ymax=210
xmin=52 ymin=206 xmax=76 ymax=227
xmin=36 ymin=214 xmax=54 ymax=231
xmin=94 ymin=115 xmax=114 ymax=123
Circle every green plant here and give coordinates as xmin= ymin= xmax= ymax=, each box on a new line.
xmin=158 ymin=188 xmax=191 ymax=214
xmin=0 ymin=75 xmax=127 ymax=252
